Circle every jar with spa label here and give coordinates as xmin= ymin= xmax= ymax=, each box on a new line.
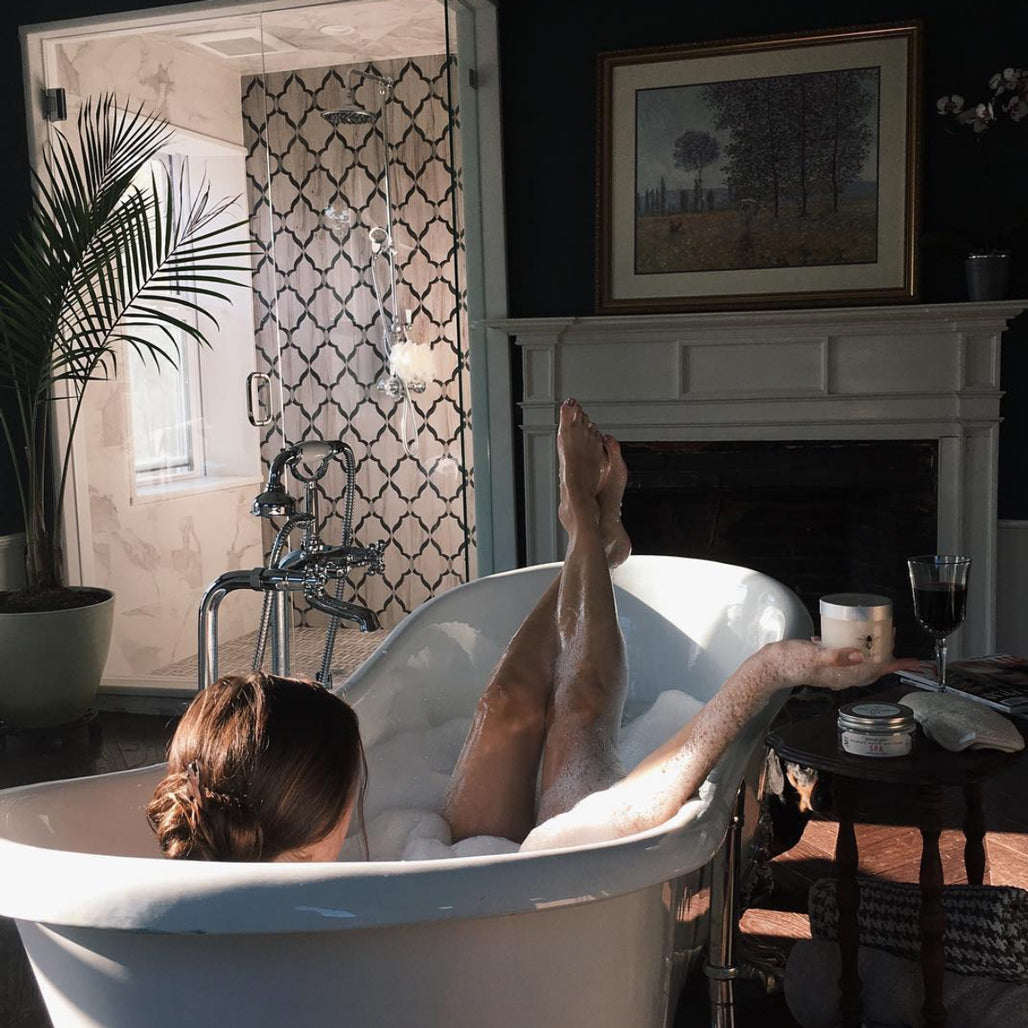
xmin=819 ymin=594 xmax=893 ymax=662
xmin=837 ymin=701 xmax=916 ymax=758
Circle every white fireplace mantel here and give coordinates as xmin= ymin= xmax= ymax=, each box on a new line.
xmin=488 ymin=301 xmax=1028 ymax=657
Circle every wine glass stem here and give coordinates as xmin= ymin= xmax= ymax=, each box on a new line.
xmin=935 ymin=636 xmax=948 ymax=691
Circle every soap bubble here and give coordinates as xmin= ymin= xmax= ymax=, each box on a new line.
xmin=342 ymin=689 xmax=706 ymax=861
xmin=618 ymin=690 xmax=704 ymax=771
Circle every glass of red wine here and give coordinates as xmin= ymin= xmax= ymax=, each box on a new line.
xmin=907 ymin=554 xmax=972 ymax=690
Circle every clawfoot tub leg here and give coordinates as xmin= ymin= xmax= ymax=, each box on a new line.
xmin=705 ymin=783 xmax=745 ymax=1028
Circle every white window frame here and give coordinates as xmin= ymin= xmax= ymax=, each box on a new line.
xmin=126 ymin=153 xmax=208 ymax=489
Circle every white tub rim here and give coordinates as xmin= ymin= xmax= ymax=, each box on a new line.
xmin=0 ymin=714 xmax=770 ymax=935
xmin=0 ymin=555 xmax=807 ymax=934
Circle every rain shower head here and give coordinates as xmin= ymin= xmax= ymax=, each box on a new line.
xmin=324 ymin=69 xmax=395 ymax=127
xmin=323 ymin=96 xmax=376 ymax=126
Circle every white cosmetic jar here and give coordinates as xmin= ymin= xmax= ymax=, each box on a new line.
xmin=837 ymin=701 xmax=916 ymax=758
xmin=819 ymin=593 xmax=893 ymax=663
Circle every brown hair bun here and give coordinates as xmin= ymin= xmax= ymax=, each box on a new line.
xmin=147 ymin=673 xmax=365 ymax=862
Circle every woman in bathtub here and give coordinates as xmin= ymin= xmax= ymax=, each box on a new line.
xmin=147 ymin=398 xmax=916 ymax=861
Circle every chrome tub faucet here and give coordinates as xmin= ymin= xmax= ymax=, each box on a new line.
xmin=198 ymin=440 xmax=385 ymax=690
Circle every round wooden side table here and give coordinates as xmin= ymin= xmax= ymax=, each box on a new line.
xmin=769 ymin=691 xmax=1025 ymax=1028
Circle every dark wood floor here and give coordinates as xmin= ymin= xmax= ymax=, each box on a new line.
xmin=0 ymin=712 xmax=179 ymax=1027
xmin=2 ymin=705 xmax=1026 ymax=1028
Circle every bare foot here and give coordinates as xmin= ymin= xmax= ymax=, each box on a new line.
xmin=598 ymin=435 xmax=631 ymax=569
xmin=557 ymin=398 xmax=604 ymax=534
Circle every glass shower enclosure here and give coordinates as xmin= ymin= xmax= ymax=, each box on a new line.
xmin=21 ymin=0 xmax=483 ymax=695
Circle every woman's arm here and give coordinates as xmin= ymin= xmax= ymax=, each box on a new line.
xmin=520 ymin=641 xmax=919 ymax=851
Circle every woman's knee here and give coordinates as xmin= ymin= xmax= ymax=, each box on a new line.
xmin=478 ymin=677 xmax=549 ymax=733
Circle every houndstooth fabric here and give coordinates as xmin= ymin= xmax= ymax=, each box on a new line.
xmin=809 ymin=877 xmax=1028 ymax=983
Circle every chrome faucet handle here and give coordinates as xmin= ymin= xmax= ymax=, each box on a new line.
xmin=346 ymin=540 xmax=386 ymax=576
xmin=315 ymin=543 xmax=386 ymax=580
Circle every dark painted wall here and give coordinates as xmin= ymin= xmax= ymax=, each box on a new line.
xmin=496 ymin=0 xmax=1028 ymax=519
xmin=2 ymin=0 xmax=1028 ymax=536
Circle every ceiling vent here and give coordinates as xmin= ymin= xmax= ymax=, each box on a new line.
xmin=178 ymin=28 xmax=297 ymax=59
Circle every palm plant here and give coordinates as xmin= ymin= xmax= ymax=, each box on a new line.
xmin=0 ymin=95 xmax=250 ymax=599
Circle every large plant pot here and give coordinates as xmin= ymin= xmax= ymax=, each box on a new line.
xmin=0 ymin=589 xmax=114 ymax=729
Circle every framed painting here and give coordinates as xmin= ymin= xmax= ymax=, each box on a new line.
xmin=596 ymin=23 xmax=922 ymax=313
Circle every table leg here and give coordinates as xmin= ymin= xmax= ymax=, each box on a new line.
xmin=834 ymin=777 xmax=861 ymax=1028
xmin=919 ymin=784 xmax=947 ymax=1028
xmin=963 ymin=782 xmax=986 ymax=886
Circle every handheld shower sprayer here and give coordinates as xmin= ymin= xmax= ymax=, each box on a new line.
xmin=251 ymin=440 xmax=347 ymax=518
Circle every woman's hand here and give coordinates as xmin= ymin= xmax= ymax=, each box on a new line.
xmin=762 ymin=639 xmax=922 ymax=692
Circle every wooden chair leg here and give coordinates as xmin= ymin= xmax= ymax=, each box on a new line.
xmin=919 ymin=784 xmax=948 ymax=1028
xmin=963 ymin=782 xmax=987 ymax=886
xmin=834 ymin=776 xmax=862 ymax=1028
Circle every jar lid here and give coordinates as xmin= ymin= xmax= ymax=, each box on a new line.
xmin=820 ymin=593 xmax=893 ymax=621
xmin=838 ymin=701 xmax=915 ymax=732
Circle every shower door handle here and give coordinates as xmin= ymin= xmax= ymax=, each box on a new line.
xmin=247 ymin=372 xmax=273 ymax=427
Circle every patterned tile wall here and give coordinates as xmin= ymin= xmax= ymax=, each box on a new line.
xmin=241 ymin=54 xmax=474 ymax=628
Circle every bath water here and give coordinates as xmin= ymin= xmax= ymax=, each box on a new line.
xmin=339 ymin=689 xmax=704 ymax=861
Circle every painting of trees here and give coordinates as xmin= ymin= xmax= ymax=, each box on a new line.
xmin=633 ymin=66 xmax=879 ymax=275
xmin=672 ymin=130 xmax=720 ymax=212
xmin=604 ymin=23 xmax=919 ymax=309
xmin=702 ymin=69 xmax=876 ymax=217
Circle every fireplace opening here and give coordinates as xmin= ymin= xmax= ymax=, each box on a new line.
xmin=621 ymin=440 xmax=938 ymax=658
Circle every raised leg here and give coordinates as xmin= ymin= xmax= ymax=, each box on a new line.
xmin=536 ymin=411 xmax=629 ymax=822
xmin=441 ymin=573 xmax=563 ymax=842
xmin=443 ymin=401 xmax=630 ymax=842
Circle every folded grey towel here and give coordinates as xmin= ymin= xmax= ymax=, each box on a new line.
xmin=784 ymin=939 xmax=1028 ymax=1028
xmin=900 ymin=691 xmax=1024 ymax=752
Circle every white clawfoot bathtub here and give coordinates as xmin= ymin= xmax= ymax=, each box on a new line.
xmin=0 ymin=556 xmax=811 ymax=1028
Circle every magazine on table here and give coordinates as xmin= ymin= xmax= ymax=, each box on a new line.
xmin=896 ymin=654 xmax=1028 ymax=717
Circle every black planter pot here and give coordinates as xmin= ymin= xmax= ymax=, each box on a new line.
xmin=964 ymin=251 xmax=1012 ymax=301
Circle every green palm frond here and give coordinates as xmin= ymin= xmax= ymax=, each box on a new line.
xmin=0 ymin=93 xmax=254 ymax=591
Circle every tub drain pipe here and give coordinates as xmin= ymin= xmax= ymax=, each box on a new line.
xmin=317 ymin=444 xmax=357 ymax=688
xmin=705 ymin=782 xmax=745 ymax=1028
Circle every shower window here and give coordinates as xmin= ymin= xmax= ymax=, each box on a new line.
xmin=127 ymin=155 xmax=206 ymax=486
xmin=128 ymin=335 xmax=203 ymax=481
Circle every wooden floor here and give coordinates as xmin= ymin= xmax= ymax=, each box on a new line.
xmin=735 ymin=726 xmax=1028 ymax=1028
xmin=2 ymin=707 xmax=1026 ymax=1027
xmin=0 ymin=712 xmax=179 ymax=1028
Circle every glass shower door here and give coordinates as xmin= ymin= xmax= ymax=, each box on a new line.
xmin=37 ymin=13 xmax=278 ymax=691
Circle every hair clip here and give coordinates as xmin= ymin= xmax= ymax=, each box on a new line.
xmin=185 ymin=759 xmax=203 ymax=802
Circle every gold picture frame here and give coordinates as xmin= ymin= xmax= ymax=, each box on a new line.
xmin=596 ymin=23 xmax=922 ymax=313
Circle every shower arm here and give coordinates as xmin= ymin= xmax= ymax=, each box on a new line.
xmin=348 ymin=68 xmax=399 ymax=317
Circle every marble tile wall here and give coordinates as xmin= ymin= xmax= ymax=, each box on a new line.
xmin=82 ymin=370 xmax=266 ymax=682
xmin=241 ymin=54 xmax=474 ymax=628
xmin=55 ymin=34 xmax=245 ymax=145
